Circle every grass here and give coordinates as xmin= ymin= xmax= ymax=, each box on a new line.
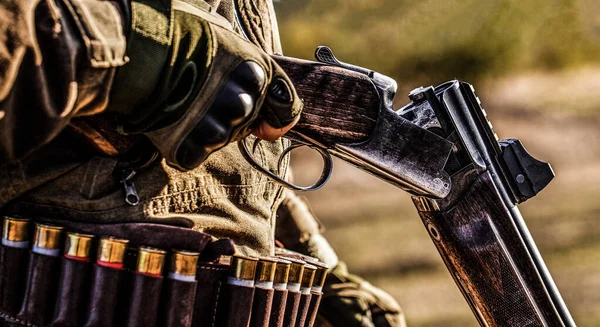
xmin=276 ymin=0 xmax=600 ymax=85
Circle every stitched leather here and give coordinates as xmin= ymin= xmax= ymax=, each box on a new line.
xmin=192 ymin=262 xmax=228 ymax=327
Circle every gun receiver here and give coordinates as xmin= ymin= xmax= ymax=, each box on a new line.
xmin=240 ymin=47 xmax=574 ymax=326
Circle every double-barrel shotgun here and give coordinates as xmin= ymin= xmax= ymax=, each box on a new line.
xmin=241 ymin=46 xmax=575 ymax=327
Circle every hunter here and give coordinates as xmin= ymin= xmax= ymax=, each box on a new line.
xmin=0 ymin=0 xmax=404 ymax=326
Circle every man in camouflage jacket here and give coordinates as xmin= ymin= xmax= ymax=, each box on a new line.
xmin=0 ymin=0 xmax=405 ymax=326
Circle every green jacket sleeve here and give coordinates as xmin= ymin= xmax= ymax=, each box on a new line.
xmin=0 ymin=0 xmax=128 ymax=164
xmin=0 ymin=0 xmax=302 ymax=172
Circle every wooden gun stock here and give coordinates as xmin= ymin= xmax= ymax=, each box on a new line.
xmin=273 ymin=56 xmax=379 ymax=146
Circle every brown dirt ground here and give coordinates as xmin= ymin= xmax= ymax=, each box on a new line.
xmin=290 ymin=67 xmax=600 ymax=326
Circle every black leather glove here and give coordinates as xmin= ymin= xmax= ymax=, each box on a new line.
xmin=163 ymin=60 xmax=300 ymax=170
xmin=112 ymin=2 xmax=302 ymax=170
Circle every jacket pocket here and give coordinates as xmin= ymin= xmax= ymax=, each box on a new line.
xmin=79 ymin=156 xmax=120 ymax=200
xmin=61 ymin=0 xmax=128 ymax=68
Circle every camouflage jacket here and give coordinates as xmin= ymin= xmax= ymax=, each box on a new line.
xmin=0 ymin=0 xmax=301 ymax=256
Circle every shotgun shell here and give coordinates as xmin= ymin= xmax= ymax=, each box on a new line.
xmin=97 ymin=236 xmax=129 ymax=269
xmin=136 ymin=247 xmax=166 ymax=277
xmin=285 ymin=257 xmax=305 ymax=292
xmin=311 ymin=261 xmax=329 ymax=293
xmin=168 ymin=250 xmax=199 ymax=282
xmin=2 ymin=217 xmax=30 ymax=248
xmin=32 ymin=224 xmax=64 ymax=257
xmin=273 ymin=258 xmax=291 ymax=291
xmin=300 ymin=264 xmax=317 ymax=295
xmin=228 ymin=255 xmax=258 ymax=287
xmin=255 ymin=257 xmax=278 ymax=289
xmin=64 ymin=232 xmax=94 ymax=261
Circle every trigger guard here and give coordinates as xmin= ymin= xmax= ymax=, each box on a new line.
xmin=278 ymin=142 xmax=304 ymax=168
xmin=239 ymin=138 xmax=332 ymax=192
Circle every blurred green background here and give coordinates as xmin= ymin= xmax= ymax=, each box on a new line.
xmin=275 ymin=1 xmax=600 ymax=326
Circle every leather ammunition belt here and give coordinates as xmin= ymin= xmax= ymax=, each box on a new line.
xmin=0 ymin=217 xmax=327 ymax=327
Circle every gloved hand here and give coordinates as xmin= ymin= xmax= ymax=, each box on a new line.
xmin=112 ymin=3 xmax=303 ymax=170
xmin=316 ymin=262 xmax=407 ymax=327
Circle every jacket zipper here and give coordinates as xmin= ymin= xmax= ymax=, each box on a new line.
xmin=120 ymin=168 xmax=140 ymax=206
xmin=118 ymin=149 xmax=160 ymax=206
xmin=121 ymin=4 xmax=248 ymax=206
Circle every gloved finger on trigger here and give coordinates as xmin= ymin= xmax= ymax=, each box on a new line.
xmin=260 ymin=64 xmax=303 ymax=129
xmin=251 ymin=114 xmax=300 ymax=142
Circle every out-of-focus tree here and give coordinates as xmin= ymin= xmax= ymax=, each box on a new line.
xmin=276 ymin=0 xmax=600 ymax=85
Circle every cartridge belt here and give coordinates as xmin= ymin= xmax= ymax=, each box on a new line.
xmin=0 ymin=217 xmax=327 ymax=327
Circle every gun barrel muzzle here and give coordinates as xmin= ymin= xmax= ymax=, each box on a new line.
xmin=2 ymin=217 xmax=30 ymax=248
xmin=169 ymin=250 xmax=199 ymax=282
xmin=97 ymin=236 xmax=129 ymax=269
xmin=136 ymin=247 xmax=166 ymax=277
xmin=32 ymin=224 xmax=64 ymax=257
xmin=64 ymin=232 xmax=94 ymax=261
